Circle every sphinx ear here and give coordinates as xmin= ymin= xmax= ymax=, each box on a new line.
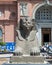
xmin=19 ymin=19 xmax=23 ymax=30
xmin=20 ymin=19 xmax=23 ymax=25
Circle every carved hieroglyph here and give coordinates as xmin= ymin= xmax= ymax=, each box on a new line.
xmin=15 ymin=18 xmax=40 ymax=55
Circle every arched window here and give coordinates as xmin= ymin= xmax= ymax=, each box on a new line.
xmin=0 ymin=29 xmax=2 ymax=42
xmin=35 ymin=6 xmax=52 ymax=20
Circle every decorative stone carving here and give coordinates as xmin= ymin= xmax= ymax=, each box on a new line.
xmin=15 ymin=18 xmax=40 ymax=55
xmin=44 ymin=0 xmax=49 ymax=5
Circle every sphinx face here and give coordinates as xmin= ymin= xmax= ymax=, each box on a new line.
xmin=22 ymin=20 xmax=33 ymax=30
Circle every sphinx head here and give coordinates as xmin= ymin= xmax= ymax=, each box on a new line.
xmin=20 ymin=19 xmax=34 ymax=30
xmin=19 ymin=18 xmax=35 ymax=39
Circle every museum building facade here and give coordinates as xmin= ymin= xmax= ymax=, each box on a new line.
xmin=0 ymin=0 xmax=52 ymax=53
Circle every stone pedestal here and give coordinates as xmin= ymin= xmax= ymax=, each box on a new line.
xmin=10 ymin=56 xmax=45 ymax=63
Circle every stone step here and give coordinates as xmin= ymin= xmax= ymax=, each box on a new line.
xmin=10 ymin=56 xmax=45 ymax=63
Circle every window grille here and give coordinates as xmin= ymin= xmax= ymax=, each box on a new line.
xmin=35 ymin=6 xmax=52 ymax=20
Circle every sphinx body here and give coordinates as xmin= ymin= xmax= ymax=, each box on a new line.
xmin=15 ymin=19 xmax=40 ymax=55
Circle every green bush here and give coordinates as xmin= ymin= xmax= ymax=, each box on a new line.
xmin=0 ymin=38 xmax=2 ymax=42
xmin=0 ymin=42 xmax=6 ymax=46
xmin=4 ymin=48 xmax=7 ymax=52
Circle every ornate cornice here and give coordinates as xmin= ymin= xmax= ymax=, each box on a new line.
xmin=43 ymin=0 xmax=52 ymax=5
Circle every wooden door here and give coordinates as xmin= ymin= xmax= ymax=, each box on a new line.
xmin=42 ymin=28 xmax=51 ymax=45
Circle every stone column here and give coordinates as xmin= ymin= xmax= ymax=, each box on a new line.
xmin=37 ymin=25 xmax=42 ymax=47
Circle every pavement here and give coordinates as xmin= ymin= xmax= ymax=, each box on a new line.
xmin=0 ymin=54 xmax=13 ymax=65
xmin=2 ymin=63 xmax=52 ymax=65
xmin=0 ymin=57 xmax=9 ymax=65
